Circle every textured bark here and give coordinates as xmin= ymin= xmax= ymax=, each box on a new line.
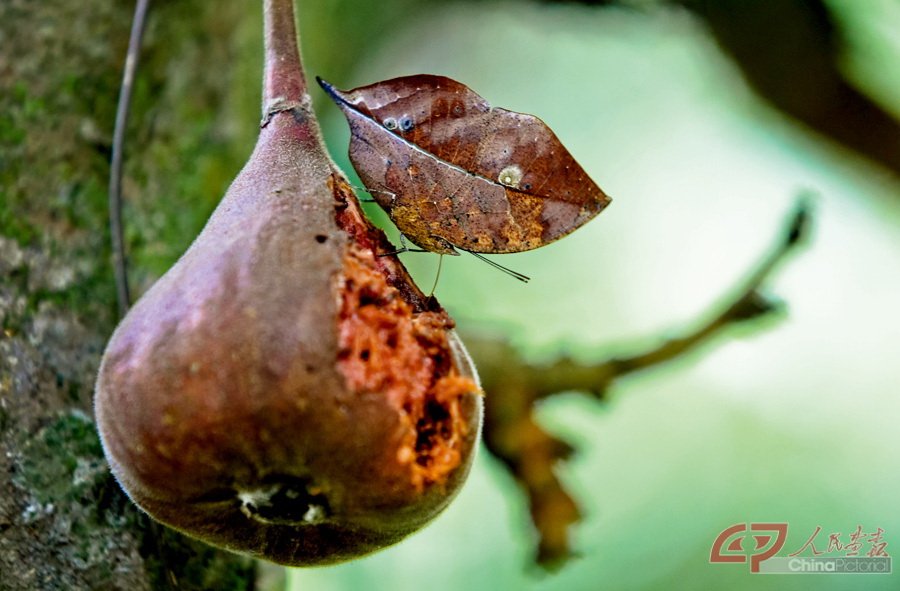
xmin=0 ymin=1 xmax=265 ymax=589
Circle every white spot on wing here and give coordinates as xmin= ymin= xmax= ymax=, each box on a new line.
xmin=497 ymin=165 xmax=523 ymax=188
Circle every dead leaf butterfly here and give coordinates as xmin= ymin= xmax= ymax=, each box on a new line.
xmin=319 ymin=75 xmax=612 ymax=280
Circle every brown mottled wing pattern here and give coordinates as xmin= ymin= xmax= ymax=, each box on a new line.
xmin=319 ymin=75 xmax=611 ymax=255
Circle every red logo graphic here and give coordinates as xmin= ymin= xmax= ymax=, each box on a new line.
xmin=711 ymin=523 xmax=890 ymax=573
xmin=710 ymin=523 xmax=788 ymax=572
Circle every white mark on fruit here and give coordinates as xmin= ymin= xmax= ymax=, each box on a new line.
xmin=303 ymin=504 xmax=327 ymax=524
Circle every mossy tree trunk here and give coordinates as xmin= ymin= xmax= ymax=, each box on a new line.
xmin=0 ymin=1 xmax=268 ymax=588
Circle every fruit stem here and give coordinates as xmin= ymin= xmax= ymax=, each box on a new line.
xmin=261 ymin=0 xmax=307 ymax=124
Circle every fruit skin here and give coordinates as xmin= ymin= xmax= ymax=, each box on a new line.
xmin=94 ymin=109 xmax=482 ymax=567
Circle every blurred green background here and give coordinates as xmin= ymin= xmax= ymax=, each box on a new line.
xmin=277 ymin=1 xmax=900 ymax=590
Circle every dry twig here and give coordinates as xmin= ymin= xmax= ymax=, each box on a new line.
xmin=467 ymin=197 xmax=813 ymax=569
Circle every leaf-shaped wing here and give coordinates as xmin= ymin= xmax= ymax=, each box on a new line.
xmin=320 ymin=75 xmax=611 ymax=254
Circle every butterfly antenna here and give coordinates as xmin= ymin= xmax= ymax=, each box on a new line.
xmin=468 ymin=252 xmax=530 ymax=283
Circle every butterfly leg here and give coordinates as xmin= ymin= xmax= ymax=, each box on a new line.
xmin=343 ymin=182 xmax=395 ymax=203
xmin=376 ymin=234 xmax=430 ymax=257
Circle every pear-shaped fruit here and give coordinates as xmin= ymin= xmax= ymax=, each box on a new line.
xmin=94 ymin=0 xmax=481 ymax=567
